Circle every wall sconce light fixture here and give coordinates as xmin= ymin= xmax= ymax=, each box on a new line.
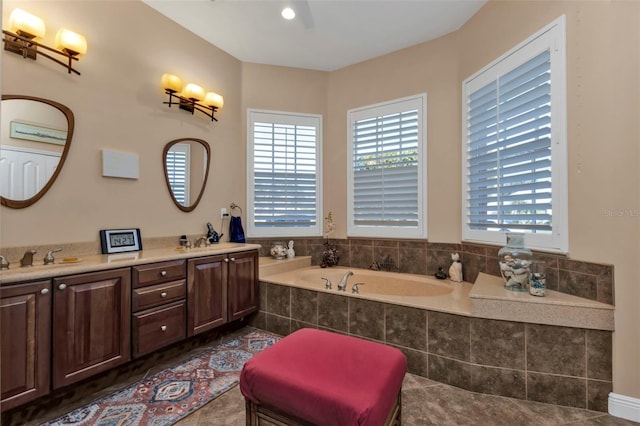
xmin=2 ymin=8 xmax=87 ymax=75
xmin=161 ymin=73 xmax=223 ymax=122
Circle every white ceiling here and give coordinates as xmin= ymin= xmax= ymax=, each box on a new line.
xmin=143 ymin=0 xmax=487 ymax=72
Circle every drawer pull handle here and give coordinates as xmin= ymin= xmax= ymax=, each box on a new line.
xmin=161 ymin=325 xmax=167 ymax=332
xmin=58 ymin=284 xmax=67 ymax=290
xmin=224 ymin=258 xmax=229 ymax=263
xmin=230 ymin=257 xmax=235 ymax=262
xmin=161 ymin=271 xmax=167 ymax=276
xmin=160 ymin=292 xmax=168 ymax=298
xmin=41 ymin=288 xmax=49 ymax=295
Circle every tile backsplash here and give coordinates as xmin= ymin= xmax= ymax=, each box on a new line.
xmin=247 ymin=237 xmax=615 ymax=305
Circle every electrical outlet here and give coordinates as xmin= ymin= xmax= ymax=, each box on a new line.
xmin=220 ymin=207 xmax=228 ymax=218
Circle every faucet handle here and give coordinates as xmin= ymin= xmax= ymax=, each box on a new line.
xmin=321 ymin=277 xmax=332 ymax=290
xmin=44 ymin=248 xmax=62 ymax=265
xmin=0 ymin=255 xmax=9 ymax=270
xmin=20 ymin=250 xmax=37 ymax=267
xmin=352 ymin=282 xmax=365 ymax=294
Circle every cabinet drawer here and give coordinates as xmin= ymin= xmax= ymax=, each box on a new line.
xmin=133 ymin=301 xmax=186 ymax=358
xmin=132 ymin=280 xmax=185 ymax=311
xmin=133 ymin=260 xmax=186 ymax=288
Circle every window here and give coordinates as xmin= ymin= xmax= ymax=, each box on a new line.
xmin=462 ymin=16 xmax=567 ymax=252
xmin=247 ymin=109 xmax=322 ymax=237
xmin=165 ymin=143 xmax=190 ymax=206
xmin=347 ymin=94 xmax=427 ymax=239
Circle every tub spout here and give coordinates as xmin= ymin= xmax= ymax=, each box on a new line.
xmin=337 ymin=271 xmax=353 ymax=292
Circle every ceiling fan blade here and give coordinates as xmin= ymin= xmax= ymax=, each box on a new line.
xmin=294 ymin=0 xmax=314 ymax=29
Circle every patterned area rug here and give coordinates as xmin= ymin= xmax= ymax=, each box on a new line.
xmin=42 ymin=329 xmax=280 ymax=426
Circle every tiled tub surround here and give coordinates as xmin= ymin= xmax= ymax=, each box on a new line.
xmin=248 ymin=237 xmax=615 ymax=305
xmin=253 ymin=264 xmax=614 ymax=413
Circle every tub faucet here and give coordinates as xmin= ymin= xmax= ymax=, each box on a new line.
xmin=321 ymin=277 xmax=332 ymax=290
xmin=20 ymin=250 xmax=37 ymax=267
xmin=337 ymin=271 xmax=353 ymax=292
xmin=0 ymin=256 xmax=9 ymax=270
xmin=352 ymin=282 xmax=365 ymax=294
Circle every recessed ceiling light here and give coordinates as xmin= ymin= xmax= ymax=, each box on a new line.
xmin=281 ymin=7 xmax=295 ymax=20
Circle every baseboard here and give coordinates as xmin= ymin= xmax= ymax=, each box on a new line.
xmin=609 ymin=392 xmax=640 ymax=422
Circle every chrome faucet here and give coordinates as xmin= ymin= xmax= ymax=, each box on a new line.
xmin=321 ymin=277 xmax=332 ymax=290
xmin=352 ymin=282 xmax=365 ymax=294
xmin=337 ymin=271 xmax=353 ymax=292
xmin=193 ymin=236 xmax=209 ymax=248
xmin=0 ymin=256 xmax=9 ymax=270
xmin=44 ymin=248 xmax=62 ymax=265
xmin=20 ymin=250 xmax=37 ymax=267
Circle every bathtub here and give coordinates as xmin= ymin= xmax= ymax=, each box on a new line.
xmin=261 ymin=265 xmax=472 ymax=315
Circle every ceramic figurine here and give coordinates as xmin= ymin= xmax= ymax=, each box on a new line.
xmin=449 ymin=253 xmax=463 ymax=282
xmin=287 ymin=240 xmax=295 ymax=259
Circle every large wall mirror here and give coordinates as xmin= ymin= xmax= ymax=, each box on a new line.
xmin=163 ymin=138 xmax=211 ymax=212
xmin=1 ymin=95 xmax=75 ymax=209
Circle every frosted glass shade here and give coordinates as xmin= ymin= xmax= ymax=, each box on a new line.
xmin=161 ymin=73 xmax=183 ymax=93
xmin=55 ymin=28 xmax=87 ymax=55
xmin=183 ymin=84 xmax=205 ymax=101
xmin=9 ymin=9 xmax=45 ymax=39
xmin=204 ymin=92 xmax=224 ymax=109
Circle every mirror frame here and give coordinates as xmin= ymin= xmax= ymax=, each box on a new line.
xmin=162 ymin=138 xmax=211 ymax=212
xmin=1 ymin=95 xmax=75 ymax=209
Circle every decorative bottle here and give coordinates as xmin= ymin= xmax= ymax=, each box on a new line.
xmin=498 ymin=232 xmax=532 ymax=292
xmin=270 ymin=242 xmax=287 ymax=260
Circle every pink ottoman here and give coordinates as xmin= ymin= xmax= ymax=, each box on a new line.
xmin=240 ymin=328 xmax=407 ymax=426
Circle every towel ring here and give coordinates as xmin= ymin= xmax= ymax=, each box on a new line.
xmin=230 ymin=203 xmax=243 ymax=217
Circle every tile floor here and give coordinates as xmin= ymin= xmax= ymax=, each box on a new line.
xmin=174 ymin=374 xmax=637 ymax=426
xmin=7 ymin=327 xmax=638 ymax=426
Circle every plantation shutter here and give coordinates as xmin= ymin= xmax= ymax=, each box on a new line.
xmin=466 ymin=49 xmax=552 ymax=234
xmin=252 ymin=117 xmax=319 ymax=229
xmin=352 ymin=110 xmax=419 ymax=227
xmin=165 ymin=144 xmax=190 ymax=205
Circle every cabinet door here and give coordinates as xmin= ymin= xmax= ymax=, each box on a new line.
xmin=187 ymin=255 xmax=227 ymax=336
xmin=52 ymin=268 xmax=131 ymax=389
xmin=1 ymin=280 xmax=51 ymax=411
xmin=228 ymin=250 xmax=259 ymax=322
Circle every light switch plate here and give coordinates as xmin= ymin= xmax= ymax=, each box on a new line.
xmin=102 ymin=149 xmax=139 ymax=179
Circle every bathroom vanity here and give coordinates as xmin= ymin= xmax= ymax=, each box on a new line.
xmin=0 ymin=243 xmax=260 ymax=411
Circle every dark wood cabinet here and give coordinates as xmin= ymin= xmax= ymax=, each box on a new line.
xmin=187 ymin=254 xmax=228 ymax=336
xmin=1 ymin=247 xmax=259 ymax=412
xmin=52 ymin=268 xmax=131 ymax=389
xmin=132 ymin=260 xmax=187 ymax=358
xmin=187 ymin=250 xmax=259 ymax=336
xmin=227 ymin=250 xmax=259 ymax=322
xmin=1 ymin=280 xmax=51 ymax=411
xmin=133 ymin=301 xmax=186 ymax=357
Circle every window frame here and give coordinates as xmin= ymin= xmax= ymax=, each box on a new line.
xmin=347 ymin=93 xmax=428 ymax=239
xmin=461 ymin=16 xmax=568 ymax=253
xmin=246 ymin=108 xmax=323 ymax=238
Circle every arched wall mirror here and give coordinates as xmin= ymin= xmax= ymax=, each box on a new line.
xmin=163 ymin=138 xmax=211 ymax=212
xmin=1 ymin=95 xmax=75 ymax=209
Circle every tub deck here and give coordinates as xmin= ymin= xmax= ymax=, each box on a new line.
xmin=259 ymin=256 xmax=614 ymax=330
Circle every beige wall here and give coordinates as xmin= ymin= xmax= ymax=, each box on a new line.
xmin=2 ymin=0 xmax=638 ymax=401
xmin=325 ymin=0 xmax=640 ymax=400
xmin=1 ymin=0 xmax=244 ymax=245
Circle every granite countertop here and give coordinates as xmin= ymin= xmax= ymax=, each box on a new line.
xmin=470 ymin=273 xmax=614 ymax=330
xmin=0 ymin=243 xmax=261 ymax=285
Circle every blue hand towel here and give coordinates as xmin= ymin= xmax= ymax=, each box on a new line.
xmin=229 ymin=216 xmax=246 ymax=243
